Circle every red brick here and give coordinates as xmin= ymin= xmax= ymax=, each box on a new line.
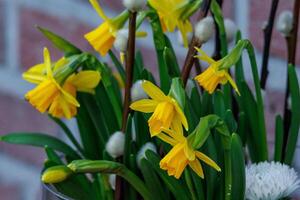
xmin=250 ymin=0 xmax=300 ymax=65
xmin=0 ymin=93 xmax=59 ymax=166
xmin=0 ymin=184 xmax=21 ymax=200
xmin=0 ymin=2 xmax=5 ymax=64
xmin=19 ymin=8 xmax=93 ymax=70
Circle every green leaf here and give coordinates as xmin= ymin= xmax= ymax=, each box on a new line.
xmin=0 ymin=133 xmax=80 ymax=159
xmin=168 ymin=78 xmax=186 ymax=109
xmin=274 ymin=115 xmax=284 ymax=162
xmin=224 ymin=110 xmax=237 ymax=133
xmin=37 ymin=26 xmax=81 ymax=57
xmin=108 ymin=50 xmax=126 ymax=83
xmin=284 ymin=65 xmax=300 ymax=164
xmin=236 ymin=112 xmax=247 ymax=145
xmin=231 ymin=134 xmax=245 ymax=200
xmin=45 ymin=146 xmax=63 ymax=165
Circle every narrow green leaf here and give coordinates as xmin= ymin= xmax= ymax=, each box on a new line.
xmin=169 ymin=78 xmax=186 ymax=109
xmin=274 ymin=115 xmax=284 ymax=162
xmin=108 ymin=50 xmax=126 ymax=83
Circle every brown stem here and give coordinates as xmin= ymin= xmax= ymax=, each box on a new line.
xmin=115 ymin=11 xmax=137 ymax=200
xmin=260 ymin=0 xmax=280 ymax=89
xmin=181 ymin=0 xmax=211 ymax=86
xmin=282 ymin=0 xmax=300 ymax=161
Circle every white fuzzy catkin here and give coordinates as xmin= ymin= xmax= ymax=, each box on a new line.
xmin=106 ymin=131 xmax=125 ymax=158
xmin=123 ymin=0 xmax=146 ymax=11
xmin=131 ymin=80 xmax=148 ymax=101
xmin=109 ymin=174 xmax=116 ymax=190
xmin=224 ymin=18 xmax=237 ymax=43
xmin=246 ymin=161 xmax=300 ymax=200
xmin=114 ymin=29 xmax=128 ymax=53
xmin=276 ymin=10 xmax=293 ymax=37
xmin=177 ymin=30 xmax=193 ymax=46
xmin=136 ymin=142 xmax=157 ymax=168
xmin=194 ymin=16 xmax=214 ymax=43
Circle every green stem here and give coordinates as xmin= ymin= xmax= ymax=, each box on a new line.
xmin=245 ymin=41 xmax=268 ymax=160
xmin=68 ymin=160 xmax=152 ymax=200
xmin=223 ymin=148 xmax=232 ymax=200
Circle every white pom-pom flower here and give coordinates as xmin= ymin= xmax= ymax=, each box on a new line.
xmin=106 ymin=131 xmax=125 ymax=158
xmin=136 ymin=142 xmax=157 ymax=168
xmin=114 ymin=29 xmax=128 ymax=53
xmin=246 ymin=161 xmax=300 ymax=200
xmin=131 ymin=80 xmax=148 ymax=101
xmin=194 ymin=16 xmax=214 ymax=43
xmin=276 ymin=10 xmax=293 ymax=37
xmin=224 ymin=18 xmax=237 ymax=43
xmin=123 ymin=0 xmax=146 ymax=12
xmin=109 ymin=174 xmax=116 ymax=190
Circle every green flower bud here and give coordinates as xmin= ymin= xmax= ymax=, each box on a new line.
xmin=41 ymin=165 xmax=73 ymax=184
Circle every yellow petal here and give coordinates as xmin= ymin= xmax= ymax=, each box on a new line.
xmin=130 ymin=99 xmax=158 ymax=113
xmin=161 ymin=127 xmax=185 ymax=144
xmin=172 ymin=101 xmax=188 ymax=131
xmin=195 ymin=151 xmax=221 ymax=172
xmin=188 ymin=159 xmax=204 ymax=178
xmin=194 ymin=47 xmax=216 ymax=64
xmin=43 ymin=47 xmax=52 ymax=78
xmin=53 ymin=57 xmax=69 ymax=72
xmin=27 ymin=63 xmax=46 ymax=74
xmin=89 ymin=0 xmax=109 ymax=21
xmin=67 ymin=71 xmax=101 ymax=93
xmin=142 ymin=80 xmax=168 ymax=101
xmin=224 ymin=72 xmax=240 ymax=96
xmin=22 ymin=72 xmax=46 ymax=84
xmin=156 ymin=132 xmax=177 ymax=146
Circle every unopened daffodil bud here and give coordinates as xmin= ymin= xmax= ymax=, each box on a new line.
xmin=109 ymin=174 xmax=116 ymax=190
xmin=106 ymin=131 xmax=125 ymax=158
xmin=194 ymin=16 xmax=214 ymax=43
xmin=177 ymin=30 xmax=193 ymax=47
xmin=136 ymin=142 xmax=157 ymax=168
xmin=131 ymin=80 xmax=148 ymax=101
xmin=224 ymin=18 xmax=237 ymax=43
xmin=123 ymin=0 xmax=146 ymax=12
xmin=41 ymin=165 xmax=73 ymax=183
xmin=276 ymin=10 xmax=293 ymax=37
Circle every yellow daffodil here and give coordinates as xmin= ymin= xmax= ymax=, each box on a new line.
xmin=148 ymin=0 xmax=192 ymax=47
xmin=23 ymin=48 xmax=101 ymax=119
xmin=130 ymin=80 xmax=188 ymax=137
xmin=85 ymin=0 xmax=129 ymax=56
xmin=158 ymin=128 xmax=221 ymax=179
xmin=194 ymin=47 xmax=240 ymax=95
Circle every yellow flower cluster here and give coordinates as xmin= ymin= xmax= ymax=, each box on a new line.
xmin=130 ymin=81 xmax=220 ymax=179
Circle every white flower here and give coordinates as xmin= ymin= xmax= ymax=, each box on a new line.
xmin=131 ymin=80 xmax=148 ymax=101
xmin=136 ymin=142 xmax=157 ymax=168
xmin=246 ymin=161 xmax=300 ymax=200
xmin=276 ymin=10 xmax=293 ymax=37
xmin=106 ymin=131 xmax=125 ymax=158
xmin=177 ymin=30 xmax=193 ymax=47
xmin=224 ymin=18 xmax=237 ymax=43
xmin=123 ymin=0 xmax=146 ymax=12
xmin=114 ymin=29 xmax=128 ymax=53
xmin=194 ymin=16 xmax=214 ymax=43
xmin=109 ymin=174 xmax=116 ymax=190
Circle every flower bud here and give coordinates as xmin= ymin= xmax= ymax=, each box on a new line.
xmin=194 ymin=16 xmax=214 ymax=43
xmin=276 ymin=10 xmax=293 ymax=37
xmin=177 ymin=30 xmax=193 ymax=47
xmin=131 ymin=120 xmax=137 ymax=141
xmin=109 ymin=174 xmax=116 ymax=190
xmin=114 ymin=29 xmax=128 ymax=53
xmin=106 ymin=131 xmax=125 ymax=158
xmin=131 ymin=80 xmax=148 ymax=101
xmin=224 ymin=18 xmax=237 ymax=43
xmin=123 ymin=0 xmax=146 ymax=12
xmin=41 ymin=165 xmax=72 ymax=183
xmin=136 ymin=142 xmax=157 ymax=168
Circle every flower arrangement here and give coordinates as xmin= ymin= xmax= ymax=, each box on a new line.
xmin=1 ymin=0 xmax=300 ymax=199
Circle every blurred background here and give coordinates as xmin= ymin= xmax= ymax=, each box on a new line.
xmin=0 ymin=0 xmax=299 ymax=199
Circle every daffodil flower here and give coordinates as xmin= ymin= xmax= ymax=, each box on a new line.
xmin=148 ymin=0 xmax=193 ymax=47
xmin=130 ymin=80 xmax=188 ymax=137
xmin=23 ymin=48 xmax=101 ymax=119
xmin=158 ymin=128 xmax=221 ymax=179
xmin=85 ymin=0 xmax=129 ymax=56
xmin=194 ymin=47 xmax=240 ymax=95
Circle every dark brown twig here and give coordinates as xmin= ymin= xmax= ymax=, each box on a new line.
xmin=282 ymin=0 xmax=299 ymax=161
xmin=115 ymin=11 xmax=137 ymax=200
xmin=260 ymin=0 xmax=280 ymax=89
xmin=181 ymin=0 xmax=211 ymax=86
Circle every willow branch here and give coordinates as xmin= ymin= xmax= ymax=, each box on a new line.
xmin=181 ymin=0 xmax=211 ymax=86
xmin=260 ymin=0 xmax=280 ymax=89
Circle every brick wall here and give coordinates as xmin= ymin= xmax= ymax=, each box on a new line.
xmin=0 ymin=0 xmax=299 ymax=199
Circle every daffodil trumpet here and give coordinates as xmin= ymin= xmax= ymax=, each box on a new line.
xmin=130 ymin=80 xmax=188 ymax=137
xmin=194 ymin=40 xmax=248 ymax=95
xmin=85 ymin=0 xmax=129 ymax=56
xmin=157 ymin=128 xmax=221 ymax=179
xmin=23 ymin=47 xmax=101 ymax=119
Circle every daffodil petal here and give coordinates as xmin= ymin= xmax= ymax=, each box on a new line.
xmin=43 ymin=47 xmax=52 ymax=78
xmin=189 ymin=159 xmax=204 ymax=178
xmin=224 ymin=72 xmax=240 ymax=96
xmin=130 ymin=99 xmax=158 ymax=113
xmin=68 ymin=71 xmax=101 ymax=92
xmin=173 ymin=101 xmax=188 ymax=131
xmin=195 ymin=151 xmax=221 ymax=172
xmin=22 ymin=72 xmax=46 ymax=84
xmin=194 ymin=47 xmax=215 ymax=64
xmin=27 ymin=63 xmax=46 ymax=74
xmin=157 ymin=132 xmax=178 ymax=146
xmin=142 ymin=81 xmax=168 ymax=101
xmin=89 ymin=0 xmax=109 ymax=21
